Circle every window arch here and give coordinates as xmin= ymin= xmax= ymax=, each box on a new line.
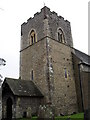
xmin=29 ymin=30 xmax=37 ymax=45
xmin=57 ymin=28 xmax=65 ymax=43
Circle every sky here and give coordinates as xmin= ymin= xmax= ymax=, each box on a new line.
xmin=0 ymin=0 xmax=89 ymax=80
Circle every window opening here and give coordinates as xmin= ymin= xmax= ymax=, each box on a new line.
xmin=58 ymin=29 xmax=65 ymax=43
xmin=34 ymin=33 xmax=36 ymax=43
xmin=64 ymin=68 xmax=67 ymax=78
xmin=31 ymin=70 xmax=33 ymax=80
xmin=58 ymin=32 xmax=63 ymax=42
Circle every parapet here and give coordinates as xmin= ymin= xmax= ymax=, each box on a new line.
xmin=34 ymin=12 xmax=40 ymax=17
xmin=21 ymin=6 xmax=70 ymax=27
xmin=59 ymin=16 xmax=64 ymax=20
xmin=52 ymin=11 xmax=58 ymax=16
xmin=27 ymin=17 xmax=32 ymax=22
xmin=41 ymin=6 xmax=50 ymax=12
xmin=21 ymin=22 xmax=27 ymax=26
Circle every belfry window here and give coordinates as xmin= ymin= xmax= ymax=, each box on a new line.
xmin=58 ymin=28 xmax=65 ymax=43
xmin=30 ymin=30 xmax=36 ymax=45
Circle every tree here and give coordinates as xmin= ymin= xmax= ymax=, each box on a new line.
xmin=0 ymin=58 xmax=6 ymax=82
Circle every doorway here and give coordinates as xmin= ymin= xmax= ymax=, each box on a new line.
xmin=6 ymin=97 xmax=13 ymax=120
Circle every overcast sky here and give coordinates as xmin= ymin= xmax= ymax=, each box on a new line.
xmin=0 ymin=0 xmax=89 ymax=80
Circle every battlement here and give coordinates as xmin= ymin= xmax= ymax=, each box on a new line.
xmin=34 ymin=12 xmax=40 ymax=17
xmin=21 ymin=6 xmax=73 ymax=50
xmin=21 ymin=6 xmax=70 ymax=27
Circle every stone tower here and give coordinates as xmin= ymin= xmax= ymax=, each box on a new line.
xmin=20 ymin=6 xmax=77 ymax=115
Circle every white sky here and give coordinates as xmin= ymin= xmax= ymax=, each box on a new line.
xmin=0 ymin=0 xmax=89 ymax=80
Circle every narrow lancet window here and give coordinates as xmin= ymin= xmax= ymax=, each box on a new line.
xmin=31 ymin=70 xmax=33 ymax=80
xmin=64 ymin=68 xmax=68 ymax=78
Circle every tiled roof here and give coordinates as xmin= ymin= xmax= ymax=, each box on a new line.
xmin=73 ymin=48 xmax=90 ymax=65
xmin=3 ymin=78 xmax=44 ymax=97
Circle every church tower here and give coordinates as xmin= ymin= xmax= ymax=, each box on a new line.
xmin=20 ymin=6 xmax=77 ymax=115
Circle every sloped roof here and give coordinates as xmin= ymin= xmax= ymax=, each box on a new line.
xmin=73 ymin=48 xmax=90 ymax=65
xmin=3 ymin=78 xmax=44 ymax=97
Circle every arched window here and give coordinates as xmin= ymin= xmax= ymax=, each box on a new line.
xmin=30 ymin=30 xmax=36 ymax=45
xmin=57 ymin=28 xmax=65 ymax=43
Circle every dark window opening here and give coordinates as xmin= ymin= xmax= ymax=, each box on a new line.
xmin=34 ymin=33 xmax=36 ymax=43
xmin=31 ymin=36 xmax=33 ymax=44
xmin=65 ymin=68 xmax=67 ymax=78
xmin=58 ymin=32 xmax=63 ymax=42
xmin=31 ymin=70 xmax=33 ymax=80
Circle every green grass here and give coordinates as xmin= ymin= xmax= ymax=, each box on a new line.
xmin=70 ymin=113 xmax=84 ymax=118
xmin=55 ymin=113 xmax=84 ymax=120
xmin=18 ymin=113 xmax=84 ymax=120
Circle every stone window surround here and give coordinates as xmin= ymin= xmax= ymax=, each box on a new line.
xmin=57 ymin=28 xmax=66 ymax=44
xmin=28 ymin=29 xmax=37 ymax=45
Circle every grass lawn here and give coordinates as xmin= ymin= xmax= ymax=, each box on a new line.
xmin=55 ymin=113 xmax=84 ymax=120
xmin=18 ymin=113 xmax=84 ymax=120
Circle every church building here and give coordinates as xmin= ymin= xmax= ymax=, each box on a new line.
xmin=2 ymin=6 xmax=90 ymax=119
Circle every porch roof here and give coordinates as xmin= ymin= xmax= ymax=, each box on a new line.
xmin=2 ymin=77 xmax=44 ymax=97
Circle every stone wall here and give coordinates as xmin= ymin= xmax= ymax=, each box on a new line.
xmin=15 ymin=96 xmax=42 ymax=118
xmin=20 ymin=39 xmax=49 ymax=102
xmin=2 ymin=93 xmax=42 ymax=119
xmin=48 ymin=38 xmax=77 ymax=115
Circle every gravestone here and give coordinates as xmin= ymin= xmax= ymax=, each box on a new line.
xmin=27 ymin=107 xmax=32 ymax=118
xmin=38 ymin=104 xmax=55 ymax=120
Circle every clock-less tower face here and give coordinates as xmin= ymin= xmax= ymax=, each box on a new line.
xmin=20 ymin=6 xmax=77 ymax=115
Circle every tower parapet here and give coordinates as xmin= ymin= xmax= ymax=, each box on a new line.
xmin=21 ymin=6 xmax=73 ymax=51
